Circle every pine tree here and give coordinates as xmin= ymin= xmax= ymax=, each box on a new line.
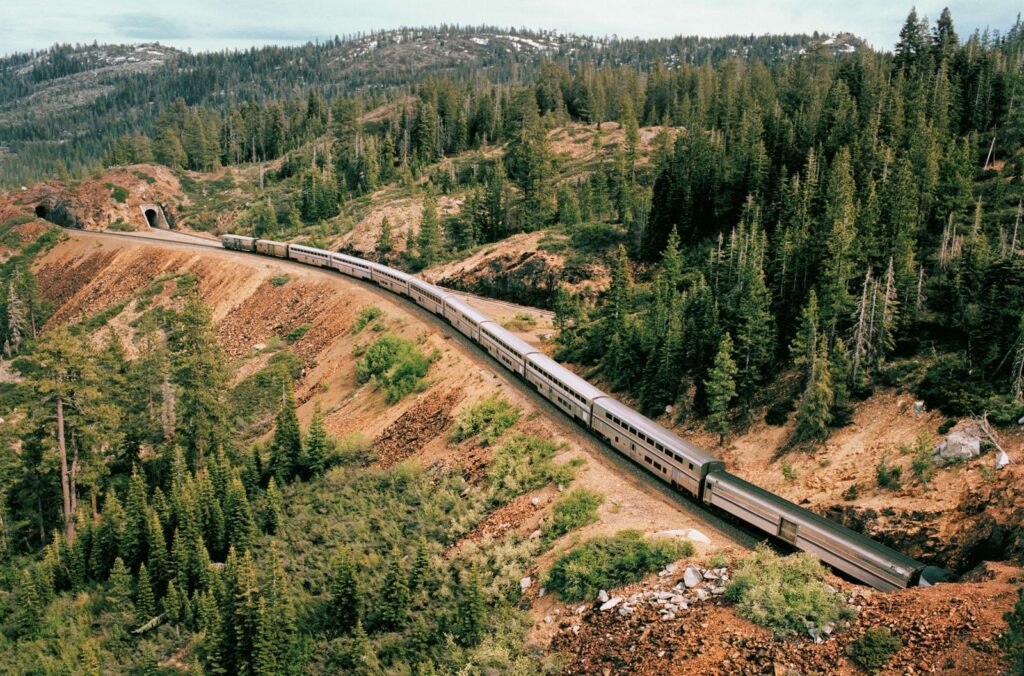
xmin=457 ymin=566 xmax=486 ymax=647
xmin=820 ymin=147 xmax=858 ymax=341
xmin=376 ymin=216 xmax=393 ymax=257
xmin=5 ymin=281 xmax=25 ymax=356
xmin=329 ymin=550 xmax=363 ymax=636
xmin=705 ymin=333 xmax=738 ymax=444
xmin=379 ymin=552 xmax=410 ymax=631
xmin=789 ymin=290 xmax=820 ymax=386
xmin=418 ymin=187 xmax=443 ymax=268
xmin=556 ymin=184 xmax=582 ymax=226
xmin=108 ymin=557 xmax=135 ymax=619
xmin=135 ymin=562 xmax=156 ymax=621
xmin=409 ymin=537 xmax=430 ymax=593
xmin=163 ymin=578 xmax=185 ymax=633
xmin=224 ymin=475 xmax=257 ymax=554
xmin=12 ymin=570 xmax=42 ymax=637
xmin=303 ymin=400 xmax=332 ymax=477
xmin=345 ymin=619 xmax=380 ymax=674
xmin=263 ymin=477 xmax=283 ymax=535
xmin=270 ymin=385 xmax=302 ymax=483
xmin=793 ymin=341 xmax=834 ymax=443
xmin=254 ymin=596 xmax=280 ymax=676
xmin=123 ymin=466 xmax=149 ymax=571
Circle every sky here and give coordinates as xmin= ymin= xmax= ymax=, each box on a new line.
xmin=1 ymin=0 xmax=1020 ymax=56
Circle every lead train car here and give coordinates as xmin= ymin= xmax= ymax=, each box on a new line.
xmin=221 ymin=235 xmax=951 ymax=592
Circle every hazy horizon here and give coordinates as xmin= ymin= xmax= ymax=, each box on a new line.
xmin=1 ymin=0 xmax=1021 ymax=57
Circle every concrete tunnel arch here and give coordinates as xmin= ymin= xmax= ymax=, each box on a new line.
xmin=139 ymin=204 xmax=170 ymax=230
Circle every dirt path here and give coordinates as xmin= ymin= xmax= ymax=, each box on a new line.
xmin=62 ymin=228 xmax=755 ymax=553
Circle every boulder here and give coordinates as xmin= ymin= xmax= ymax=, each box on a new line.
xmin=933 ymin=430 xmax=981 ymax=464
xmin=997 ymin=449 xmax=1011 ymax=470
xmin=530 ymin=496 xmax=540 ymax=507
xmin=695 ymin=588 xmax=710 ymax=601
xmin=683 ymin=566 xmax=703 ymax=588
xmin=519 ymin=576 xmax=532 ymax=592
xmin=914 ymin=400 xmax=926 ymax=414
xmin=598 ymin=589 xmax=610 ymax=603
xmin=529 ymin=529 xmax=542 ymax=540
xmin=600 ymin=596 xmax=622 ymax=611
xmin=685 ymin=529 xmax=712 ymax=544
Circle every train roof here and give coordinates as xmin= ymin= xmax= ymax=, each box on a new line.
xmin=593 ymin=396 xmax=722 ymax=467
xmin=479 ymin=321 xmax=540 ymax=358
xmin=223 ymin=234 xmax=256 ymax=241
xmin=366 ymin=262 xmax=413 ymax=281
xmin=290 ymin=243 xmax=329 ymax=253
xmin=443 ymin=295 xmax=490 ymax=324
xmin=409 ymin=276 xmax=452 ymax=296
xmin=525 ymin=352 xmax=608 ymax=402
xmin=708 ymin=470 xmax=921 ymax=573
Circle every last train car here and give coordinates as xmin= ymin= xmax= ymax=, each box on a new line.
xmin=222 ymin=234 xmax=257 ymax=252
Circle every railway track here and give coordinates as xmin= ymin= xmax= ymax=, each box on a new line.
xmin=64 ymin=226 xmax=760 ymax=550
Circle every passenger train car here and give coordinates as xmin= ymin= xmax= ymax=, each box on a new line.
xmin=223 ymin=234 xmax=955 ymax=592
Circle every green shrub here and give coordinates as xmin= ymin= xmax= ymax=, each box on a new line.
xmin=848 ymin=627 xmax=903 ymax=673
xmin=286 ymin=323 xmax=312 ymax=344
xmin=355 ymin=334 xmax=431 ymax=403
xmin=909 ymin=431 xmax=934 ymax=485
xmin=568 ymin=222 xmax=624 ymax=255
xmin=229 ymin=351 xmax=304 ymax=430
xmin=1002 ymin=587 xmax=1024 ymax=674
xmin=110 ymin=185 xmax=129 ymax=203
xmin=937 ymin=417 xmax=957 ymax=435
xmin=873 ymin=359 xmax=925 ymax=390
xmin=487 ymin=435 xmax=569 ymax=501
xmin=782 ymin=462 xmax=797 ymax=481
xmin=724 ymin=544 xmax=846 ymax=633
xmin=545 ymin=489 xmax=604 ymax=539
xmin=450 ymin=396 xmax=521 ymax=445
xmin=174 ymin=273 xmax=198 ymax=297
xmin=329 ymin=433 xmax=374 ymax=467
xmin=545 ymin=530 xmax=691 ymax=602
xmin=351 ymin=305 xmax=382 ymax=334
xmin=917 ymin=355 xmax=992 ymax=416
xmin=270 ymin=274 xmax=290 ymax=287
xmin=875 ymin=452 xmax=903 ymax=490
xmin=502 ymin=313 xmax=537 ymax=331
xmin=765 ymin=398 xmax=795 ymax=426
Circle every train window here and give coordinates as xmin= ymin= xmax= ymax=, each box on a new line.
xmin=644 ymin=456 xmax=652 ymax=465
xmin=688 ymin=463 xmax=694 ymax=471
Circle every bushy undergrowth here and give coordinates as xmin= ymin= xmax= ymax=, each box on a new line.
xmin=848 ymin=626 xmax=903 ymax=673
xmin=545 ymin=530 xmax=691 ymax=602
xmin=450 ymin=396 xmax=521 ymax=445
xmin=724 ymin=545 xmax=847 ymax=633
xmin=487 ymin=435 xmax=577 ymax=502
xmin=229 ymin=350 xmax=304 ymax=430
xmin=1003 ymin=587 xmax=1024 ymax=675
xmin=355 ymin=333 xmax=432 ymax=403
xmin=350 ymin=305 xmax=382 ymax=334
xmin=544 ymin=488 xmax=604 ymax=540
xmin=917 ymin=355 xmax=1024 ymax=424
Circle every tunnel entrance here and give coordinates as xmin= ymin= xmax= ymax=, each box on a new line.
xmin=35 ymin=205 xmax=48 ymax=219
xmin=138 ymin=203 xmax=170 ymax=229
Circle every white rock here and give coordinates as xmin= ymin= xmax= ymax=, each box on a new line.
xmin=576 ymin=604 xmax=589 ymax=615
xmin=914 ymin=400 xmax=926 ymax=414
xmin=618 ymin=605 xmax=632 ymax=616
xmin=544 ymin=615 xmax=553 ymax=624
xmin=600 ymin=596 xmax=622 ymax=611
xmin=664 ymin=562 xmax=678 ymax=575
xmin=538 ymin=587 xmax=546 ymax=597
xmin=529 ymin=529 xmax=542 ymax=540
xmin=703 ymin=569 xmax=719 ymax=580
xmin=572 ymin=625 xmax=580 ymax=634
xmin=661 ymin=612 xmax=675 ymax=620
xmin=598 ymin=589 xmax=610 ymax=603
xmin=520 ymin=576 xmax=532 ymax=592
xmin=934 ymin=430 xmax=981 ymax=464
xmin=530 ymin=496 xmax=540 ymax=507
xmin=671 ymin=595 xmax=686 ymax=604
xmin=711 ymin=586 xmax=726 ymax=595
xmin=683 ymin=565 xmax=703 ymax=588
xmin=997 ymin=449 xmax=1011 ymax=470
xmin=686 ymin=528 xmax=712 ymax=544
xmin=695 ymin=588 xmax=709 ymax=601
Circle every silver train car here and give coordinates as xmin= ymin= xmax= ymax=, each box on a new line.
xmin=229 ymin=235 xmax=954 ymax=592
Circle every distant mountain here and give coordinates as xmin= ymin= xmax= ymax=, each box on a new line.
xmin=0 ymin=26 xmax=843 ymax=187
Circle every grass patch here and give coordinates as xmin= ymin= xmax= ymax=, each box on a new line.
xmin=875 ymin=452 xmax=903 ymax=490
xmin=355 ymin=333 xmax=432 ymax=404
xmin=450 ymin=396 xmax=521 ymax=446
xmin=545 ymin=530 xmax=691 ymax=602
xmin=270 ymin=273 xmax=291 ymax=287
xmin=502 ymin=313 xmax=537 ymax=331
xmin=107 ymin=219 xmax=134 ymax=231
xmin=78 ymin=302 xmax=127 ymax=331
xmin=285 ymin=322 xmax=312 ymax=344
xmin=848 ymin=627 xmax=903 ymax=673
xmin=110 ymin=185 xmax=129 ymax=203
xmin=351 ymin=305 xmax=382 ymax=334
xmin=487 ymin=435 xmax=574 ymax=502
xmin=132 ymin=170 xmax=156 ymax=184
xmin=174 ymin=273 xmax=198 ymax=297
xmin=544 ymin=488 xmax=604 ymax=539
xmin=724 ymin=544 xmax=848 ymax=634
xmin=229 ymin=351 xmax=304 ymax=433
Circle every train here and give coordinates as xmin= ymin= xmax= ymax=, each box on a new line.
xmin=222 ymin=233 xmax=955 ymax=592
